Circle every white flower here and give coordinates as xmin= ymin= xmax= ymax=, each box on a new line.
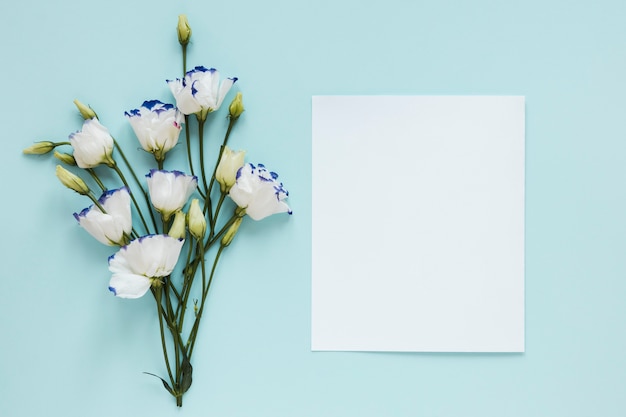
xmin=146 ymin=169 xmax=198 ymax=221
xmin=215 ymin=146 xmax=245 ymax=192
xmin=229 ymin=163 xmax=292 ymax=221
xmin=108 ymin=234 xmax=184 ymax=299
xmin=167 ymin=66 xmax=237 ymax=117
xmin=73 ymin=187 xmax=132 ymax=246
xmin=125 ymin=100 xmax=183 ymax=162
xmin=69 ymin=118 xmax=115 ymax=168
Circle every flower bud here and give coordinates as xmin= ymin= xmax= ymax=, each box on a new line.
xmin=177 ymin=14 xmax=192 ymax=46
xmin=216 ymin=146 xmax=246 ymax=193
xmin=228 ymin=92 xmax=244 ymax=120
xmin=187 ymin=199 xmax=206 ymax=240
xmin=53 ymin=151 xmax=76 ymax=166
xmin=221 ymin=217 xmax=242 ymax=247
xmin=168 ymin=210 xmax=187 ymax=239
xmin=23 ymin=141 xmax=56 ymax=155
xmin=73 ymin=99 xmax=97 ymax=120
xmin=55 ymin=165 xmax=90 ymax=195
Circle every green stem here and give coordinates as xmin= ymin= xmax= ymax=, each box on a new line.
xmin=184 ymin=115 xmax=206 ymax=200
xmin=197 ymin=116 xmax=209 ymax=196
xmin=178 ymin=241 xmax=201 ymax=332
xmin=184 ymin=115 xmax=194 ymax=176
xmin=111 ymin=163 xmax=151 ymax=234
xmin=206 ymin=213 xmax=239 ymax=250
xmin=209 ymin=193 xmax=227 ymax=239
xmin=182 ymin=44 xmax=187 ymax=76
xmin=187 ymin=242 xmax=222 ymax=359
xmin=112 ymin=139 xmax=158 ymax=232
xmin=86 ymin=169 xmax=106 ymax=192
xmin=153 ymin=287 xmax=175 ymax=386
xmin=179 ymin=212 xmax=238 ymax=284
xmin=206 ymin=118 xmax=237 ymax=201
xmin=86 ymin=192 xmax=106 ymax=213
xmin=176 ymin=239 xmax=195 ymax=321
xmin=163 ymin=283 xmax=181 ymax=387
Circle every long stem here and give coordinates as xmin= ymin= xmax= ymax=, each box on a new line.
xmin=206 ymin=213 xmax=239 ymax=249
xmin=153 ymin=287 xmax=175 ymax=386
xmin=182 ymin=44 xmax=187 ymax=76
xmin=184 ymin=115 xmax=194 ymax=176
xmin=176 ymin=239 xmax=196 ymax=322
xmin=111 ymin=163 xmax=151 ymax=234
xmin=112 ymin=139 xmax=158 ymax=232
xmin=184 ymin=115 xmax=206 ymax=200
xmin=178 ymin=241 xmax=200 ymax=332
xmin=197 ymin=116 xmax=209 ymax=195
xmin=86 ymin=169 xmax=106 ymax=191
xmin=209 ymin=193 xmax=227 ymax=239
xmin=178 ymin=212 xmax=238 ymax=288
xmin=206 ymin=118 xmax=237 ymax=200
xmin=86 ymin=192 xmax=106 ymax=212
xmin=187 ymin=243 xmax=223 ymax=359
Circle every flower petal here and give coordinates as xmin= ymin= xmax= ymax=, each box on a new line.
xmin=69 ymin=118 xmax=114 ymax=168
xmin=229 ymin=163 xmax=292 ymax=221
xmin=107 ymin=235 xmax=185 ymax=298
xmin=108 ymin=273 xmax=152 ymax=299
xmin=146 ymin=170 xmax=197 ymax=220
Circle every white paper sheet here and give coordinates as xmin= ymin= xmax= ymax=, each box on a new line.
xmin=312 ymin=96 xmax=525 ymax=352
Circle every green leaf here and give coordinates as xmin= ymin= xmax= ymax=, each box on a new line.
xmin=180 ymin=357 xmax=193 ymax=393
xmin=143 ymin=372 xmax=175 ymax=396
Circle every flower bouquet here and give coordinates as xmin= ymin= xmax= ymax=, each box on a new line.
xmin=23 ymin=15 xmax=291 ymax=407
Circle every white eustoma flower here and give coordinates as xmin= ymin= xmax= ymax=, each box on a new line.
xmin=229 ymin=163 xmax=292 ymax=221
xmin=108 ymin=234 xmax=184 ymax=299
xmin=69 ymin=118 xmax=115 ymax=168
xmin=73 ymin=187 xmax=132 ymax=246
xmin=215 ymin=146 xmax=245 ymax=192
xmin=125 ymin=100 xmax=183 ymax=162
xmin=146 ymin=169 xmax=198 ymax=221
xmin=167 ymin=66 xmax=237 ymax=117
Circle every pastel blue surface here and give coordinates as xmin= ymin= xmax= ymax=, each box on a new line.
xmin=2 ymin=0 xmax=626 ymax=416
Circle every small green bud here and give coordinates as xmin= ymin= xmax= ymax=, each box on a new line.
xmin=53 ymin=151 xmax=76 ymax=166
xmin=73 ymin=99 xmax=97 ymax=120
xmin=177 ymin=14 xmax=192 ymax=46
xmin=23 ymin=141 xmax=56 ymax=155
xmin=55 ymin=165 xmax=90 ymax=195
xmin=187 ymin=199 xmax=206 ymax=240
xmin=168 ymin=211 xmax=187 ymax=239
xmin=228 ymin=92 xmax=244 ymax=120
xmin=221 ymin=217 xmax=242 ymax=247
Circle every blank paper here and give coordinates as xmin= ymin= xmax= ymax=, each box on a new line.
xmin=312 ymin=95 xmax=525 ymax=352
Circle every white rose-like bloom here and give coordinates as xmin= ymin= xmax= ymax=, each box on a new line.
xmin=146 ymin=169 xmax=198 ymax=221
xmin=215 ymin=146 xmax=245 ymax=192
xmin=229 ymin=163 xmax=292 ymax=221
xmin=125 ymin=100 xmax=183 ymax=162
xmin=166 ymin=66 xmax=237 ymax=117
xmin=73 ymin=187 xmax=132 ymax=246
xmin=69 ymin=118 xmax=115 ymax=168
xmin=108 ymin=235 xmax=185 ymax=299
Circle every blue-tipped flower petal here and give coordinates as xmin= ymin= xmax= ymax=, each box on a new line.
xmin=229 ymin=163 xmax=292 ymax=221
xmin=166 ymin=66 xmax=237 ymax=116
xmin=146 ymin=169 xmax=198 ymax=221
xmin=73 ymin=187 xmax=132 ymax=246
xmin=125 ymin=100 xmax=183 ymax=161
xmin=108 ymin=234 xmax=185 ymax=299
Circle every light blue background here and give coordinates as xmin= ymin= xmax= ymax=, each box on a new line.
xmin=2 ymin=0 xmax=626 ymax=416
